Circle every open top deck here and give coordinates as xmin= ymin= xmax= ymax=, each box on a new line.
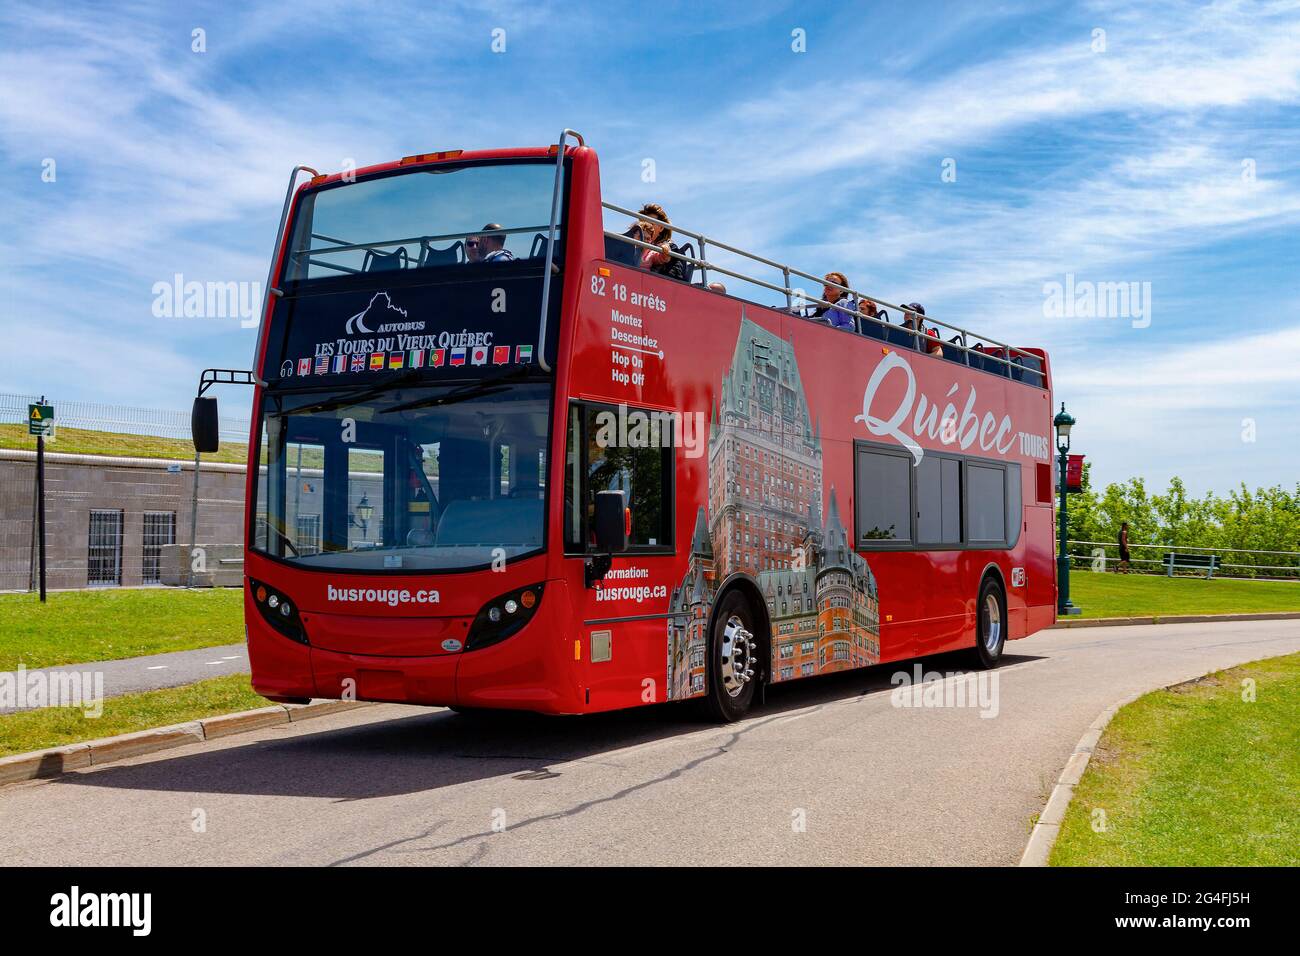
xmin=600 ymin=201 xmax=1046 ymax=388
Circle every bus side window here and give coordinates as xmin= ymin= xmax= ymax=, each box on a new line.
xmin=564 ymin=402 xmax=674 ymax=553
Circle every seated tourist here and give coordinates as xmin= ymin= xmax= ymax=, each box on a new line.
xmin=813 ymin=272 xmax=857 ymax=330
xmin=857 ymin=296 xmax=886 ymax=334
xmin=628 ymin=203 xmax=675 ymax=272
xmin=901 ymin=302 xmax=943 ymax=355
xmin=468 ymin=223 xmax=516 ymax=262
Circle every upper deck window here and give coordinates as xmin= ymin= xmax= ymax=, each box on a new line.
xmin=283 ymin=161 xmax=561 ymax=284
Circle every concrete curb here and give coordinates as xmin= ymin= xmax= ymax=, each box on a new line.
xmin=0 ymin=700 xmax=368 ymax=788
xmin=1019 ymin=646 xmax=1296 ymax=866
xmin=1019 ymin=691 xmax=1143 ymax=866
xmin=1051 ymin=611 xmax=1300 ymax=629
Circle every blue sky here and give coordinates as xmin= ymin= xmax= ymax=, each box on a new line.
xmin=1 ymin=0 xmax=1297 ymax=495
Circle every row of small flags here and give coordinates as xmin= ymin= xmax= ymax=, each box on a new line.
xmin=283 ymin=344 xmax=533 ymax=377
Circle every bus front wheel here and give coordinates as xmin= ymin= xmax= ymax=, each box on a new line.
xmin=972 ymin=576 xmax=1006 ymax=669
xmin=703 ymin=590 xmax=761 ymax=722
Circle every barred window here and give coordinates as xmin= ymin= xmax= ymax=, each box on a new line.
xmin=88 ymin=509 xmax=124 ymax=586
xmin=142 ymin=511 xmax=176 ymax=584
xmin=296 ymin=514 xmax=322 ymax=556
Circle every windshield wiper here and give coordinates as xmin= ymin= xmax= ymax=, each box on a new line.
xmin=381 ymin=366 xmax=534 ymax=415
xmin=276 ymin=370 xmax=425 ymax=416
xmin=263 ymin=523 xmax=300 ymax=557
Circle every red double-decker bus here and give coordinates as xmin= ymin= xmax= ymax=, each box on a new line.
xmin=204 ymin=130 xmax=1057 ymax=722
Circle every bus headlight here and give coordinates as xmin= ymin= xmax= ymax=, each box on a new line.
xmin=248 ymin=578 xmax=308 ymax=645
xmin=466 ymin=584 xmax=545 ymax=651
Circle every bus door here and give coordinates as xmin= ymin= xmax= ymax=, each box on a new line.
xmin=563 ymin=400 xmax=677 ymax=710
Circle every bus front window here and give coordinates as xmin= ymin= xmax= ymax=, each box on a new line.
xmin=253 ymin=382 xmax=551 ymax=572
xmin=283 ymin=161 xmax=560 ymax=283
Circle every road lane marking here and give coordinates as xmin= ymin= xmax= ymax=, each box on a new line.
xmin=146 ymin=665 xmax=168 ymax=670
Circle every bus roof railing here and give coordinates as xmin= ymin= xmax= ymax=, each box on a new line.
xmin=601 ymin=201 xmax=1045 ymax=387
xmin=297 ymin=224 xmax=550 ymax=259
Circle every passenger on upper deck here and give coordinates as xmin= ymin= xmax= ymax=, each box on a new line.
xmin=623 ymin=203 xmax=671 ymax=270
xmin=858 ymin=296 xmax=885 ymax=331
xmin=467 ymin=223 xmax=516 ymax=263
xmin=813 ymin=272 xmax=857 ymax=331
xmin=901 ymin=302 xmax=943 ymax=356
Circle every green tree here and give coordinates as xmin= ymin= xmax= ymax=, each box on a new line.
xmin=1062 ymin=471 xmax=1300 ymax=578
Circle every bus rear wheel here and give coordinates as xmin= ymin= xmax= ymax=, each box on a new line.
xmin=703 ymin=591 xmax=761 ymax=722
xmin=972 ymin=576 xmax=1006 ymax=669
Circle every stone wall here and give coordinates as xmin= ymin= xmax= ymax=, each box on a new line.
xmin=160 ymin=543 xmax=245 ymax=587
xmin=0 ymin=450 xmax=246 ymax=591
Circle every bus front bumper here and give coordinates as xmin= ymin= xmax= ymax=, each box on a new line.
xmin=247 ymin=579 xmax=583 ymax=714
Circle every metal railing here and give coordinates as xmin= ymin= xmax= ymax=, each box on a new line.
xmin=1066 ymin=540 xmax=1300 ymax=580
xmin=539 ymin=128 xmax=584 ymax=372
xmin=296 ymin=223 xmax=550 ymax=274
xmin=255 ymin=164 xmax=318 ymax=383
xmin=601 ymin=202 xmax=1046 ymax=386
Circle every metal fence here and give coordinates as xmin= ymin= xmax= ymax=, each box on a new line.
xmin=0 ymin=392 xmax=249 ymax=444
xmin=1066 ymin=540 xmax=1300 ymax=581
xmin=0 ymin=394 xmax=250 ymax=592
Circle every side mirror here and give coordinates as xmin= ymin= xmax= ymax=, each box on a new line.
xmin=191 ymin=396 xmax=220 ymax=454
xmin=585 ymin=490 xmax=629 ymax=589
xmin=593 ymin=490 xmax=629 ymax=554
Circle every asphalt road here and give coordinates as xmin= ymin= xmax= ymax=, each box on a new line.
xmin=0 ymin=644 xmax=249 ymax=714
xmin=2 ymin=620 xmax=1296 ymax=866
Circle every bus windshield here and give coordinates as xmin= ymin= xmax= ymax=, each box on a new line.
xmin=252 ymin=380 xmax=551 ymax=572
xmin=283 ymin=160 xmax=559 ymax=283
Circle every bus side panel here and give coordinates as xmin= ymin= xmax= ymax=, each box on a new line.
xmin=563 ymin=552 xmax=690 ymax=713
xmin=565 ymin=254 xmax=1054 ymax=699
xmin=1022 ymin=502 xmax=1058 ymax=637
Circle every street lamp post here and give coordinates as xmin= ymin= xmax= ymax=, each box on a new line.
xmin=354 ymin=494 xmax=374 ymax=541
xmin=1054 ymin=402 xmax=1081 ymax=616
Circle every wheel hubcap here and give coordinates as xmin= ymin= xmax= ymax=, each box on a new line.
xmin=983 ymin=593 xmax=1002 ymax=652
xmin=720 ymin=614 xmax=756 ymax=698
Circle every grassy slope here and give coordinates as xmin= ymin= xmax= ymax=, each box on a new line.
xmin=1069 ymin=572 xmax=1300 ymax=619
xmin=0 ymin=422 xmax=249 ymax=464
xmin=1051 ymin=653 xmax=1300 ymax=865
xmin=0 ymin=423 xmax=390 ymax=471
xmin=0 ymin=589 xmax=245 ymax=670
xmin=0 ymin=674 xmax=268 ymax=757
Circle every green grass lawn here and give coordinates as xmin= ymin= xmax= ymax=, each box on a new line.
xmin=0 ymin=674 xmax=268 ymax=757
xmin=0 ymin=589 xmax=244 ymax=670
xmin=1069 ymin=572 xmax=1300 ymax=619
xmin=0 ymin=422 xmax=250 ymax=464
xmin=1051 ymin=652 xmax=1300 ymax=865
